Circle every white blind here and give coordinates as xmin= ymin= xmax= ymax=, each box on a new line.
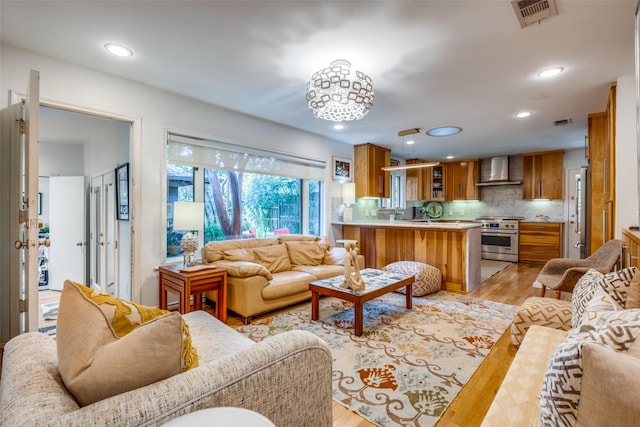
xmin=167 ymin=133 xmax=326 ymax=180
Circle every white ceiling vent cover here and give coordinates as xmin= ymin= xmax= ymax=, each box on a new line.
xmin=511 ymin=0 xmax=558 ymax=28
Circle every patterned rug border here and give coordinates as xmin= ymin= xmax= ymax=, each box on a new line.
xmin=237 ymin=291 xmax=517 ymax=427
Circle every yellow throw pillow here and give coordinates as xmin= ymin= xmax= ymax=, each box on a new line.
xmin=56 ymin=281 xmax=198 ymax=406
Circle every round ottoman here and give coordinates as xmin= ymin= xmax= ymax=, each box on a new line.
xmin=383 ymin=261 xmax=441 ymax=297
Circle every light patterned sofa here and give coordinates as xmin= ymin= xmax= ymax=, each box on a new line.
xmin=482 ymin=267 xmax=640 ymax=426
xmin=0 ymin=311 xmax=333 ymax=427
xmin=201 ymin=234 xmax=363 ymax=323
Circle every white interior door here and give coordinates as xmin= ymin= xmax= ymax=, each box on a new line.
xmin=90 ymin=172 xmax=118 ymax=296
xmin=8 ymin=70 xmax=40 ymax=334
xmin=49 ymin=176 xmax=85 ymax=290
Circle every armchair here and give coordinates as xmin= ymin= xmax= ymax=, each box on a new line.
xmin=536 ymin=239 xmax=623 ymax=298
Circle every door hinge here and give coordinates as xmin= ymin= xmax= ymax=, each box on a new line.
xmin=19 ymin=299 xmax=27 ymax=313
xmin=17 ymin=118 xmax=26 ymax=135
xmin=18 ymin=209 xmax=28 ymax=225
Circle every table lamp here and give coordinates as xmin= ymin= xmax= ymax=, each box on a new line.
xmin=173 ymin=201 xmax=204 ymax=266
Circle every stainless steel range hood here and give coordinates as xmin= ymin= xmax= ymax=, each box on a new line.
xmin=476 ymin=156 xmax=522 ymax=186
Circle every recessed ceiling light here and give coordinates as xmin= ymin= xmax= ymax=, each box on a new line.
xmin=104 ymin=43 xmax=133 ymax=57
xmin=516 ymin=111 xmax=532 ymax=118
xmin=426 ymin=126 xmax=462 ymax=137
xmin=332 ymin=123 xmax=345 ymax=130
xmin=446 ymin=155 xmax=454 ymax=160
xmin=405 ymin=138 xmax=415 ymax=145
xmin=537 ymin=67 xmax=564 ymax=78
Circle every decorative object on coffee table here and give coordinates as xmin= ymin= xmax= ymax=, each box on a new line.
xmin=340 ymin=241 xmax=365 ymax=292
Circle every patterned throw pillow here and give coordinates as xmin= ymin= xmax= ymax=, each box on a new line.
xmin=540 ymin=309 xmax=640 ymax=426
xmin=597 ymin=267 xmax=638 ymax=307
xmin=580 ymin=287 xmax=619 ymax=325
xmin=571 ymin=269 xmax=604 ymax=327
xmin=57 ymin=281 xmax=198 ymax=406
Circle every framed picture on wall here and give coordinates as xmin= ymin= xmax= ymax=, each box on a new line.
xmin=332 ymin=156 xmax=353 ymax=181
xmin=116 ymin=163 xmax=129 ymax=221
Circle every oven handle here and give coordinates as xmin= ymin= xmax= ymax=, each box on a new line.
xmin=481 ymin=231 xmax=519 ymax=236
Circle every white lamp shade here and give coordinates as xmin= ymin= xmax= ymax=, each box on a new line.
xmin=342 ymin=182 xmax=356 ymax=205
xmin=173 ymin=201 xmax=204 ymax=231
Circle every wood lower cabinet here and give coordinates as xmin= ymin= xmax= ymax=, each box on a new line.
xmin=521 ymin=150 xmax=564 ymax=200
xmin=341 ymin=224 xmax=481 ymax=293
xmin=354 ymin=143 xmax=391 ymax=198
xmin=622 ymin=229 xmax=640 ymax=269
xmin=519 ymin=222 xmax=564 ymax=264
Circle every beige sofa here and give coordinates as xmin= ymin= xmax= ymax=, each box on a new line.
xmin=0 ymin=311 xmax=333 ymax=427
xmin=201 ymin=235 xmax=362 ymax=323
xmin=482 ymin=267 xmax=640 ymax=426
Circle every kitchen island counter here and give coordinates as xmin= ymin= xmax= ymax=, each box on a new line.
xmin=332 ymin=219 xmax=481 ymax=229
xmin=333 ymin=221 xmax=481 ymax=294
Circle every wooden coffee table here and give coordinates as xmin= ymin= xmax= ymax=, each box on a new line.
xmin=309 ymin=268 xmax=414 ymax=336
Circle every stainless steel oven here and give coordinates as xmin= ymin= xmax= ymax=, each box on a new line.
xmin=474 ymin=217 xmax=522 ymax=262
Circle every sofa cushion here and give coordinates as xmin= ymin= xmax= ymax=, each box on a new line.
xmin=253 ymin=244 xmax=291 ymax=273
xmin=261 ymin=271 xmax=314 ymax=300
xmin=203 ymin=237 xmax=279 ymax=262
xmin=540 ymin=309 xmax=640 ymax=426
xmin=293 ymin=264 xmax=344 ymax=280
xmin=285 ymin=241 xmax=325 ymax=266
xmin=571 ymin=268 xmax=604 ymax=327
xmin=625 ymin=269 xmax=640 ymax=309
xmin=224 ymin=248 xmax=256 ymax=262
xmin=57 ymin=281 xmax=198 ymax=406
xmin=323 ymin=246 xmax=346 ymax=265
xmin=215 ymin=260 xmax=273 ymax=280
xmin=575 ymin=342 xmax=640 ymax=427
xmin=572 ymin=267 xmax=637 ymax=327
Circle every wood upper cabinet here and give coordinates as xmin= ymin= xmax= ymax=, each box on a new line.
xmin=444 ymin=160 xmax=479 ymax=200
xmin=521 ymin=150 xmax=564 ymax=200
xmin=587 ymin=82 xmax=616 ymax=254
xmin=354 ymin=143 xmax=391 ymax=198
xmin=425 ymin=163 xmax=445 ymax=201
xmin=406 ymin=158 xmax=426 ymax=201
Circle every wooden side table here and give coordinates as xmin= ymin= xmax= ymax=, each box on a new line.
xmin=158 ymin=264 xmax=227 ymax=322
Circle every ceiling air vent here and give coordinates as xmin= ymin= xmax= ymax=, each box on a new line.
xmin=554 ymin=118 xmax=572 ymax=126
xmin=511 ymin=0 xmax=558 ymax=28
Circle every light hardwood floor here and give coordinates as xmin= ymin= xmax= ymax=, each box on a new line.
xmin=14 ymin=261 xmax=554 ymax=427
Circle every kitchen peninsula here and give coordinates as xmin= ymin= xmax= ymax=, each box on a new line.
xmin=332 ymin=220 xmax=481 ymax=294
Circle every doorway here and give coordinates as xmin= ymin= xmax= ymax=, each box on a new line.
xmin=38 ymin=106 xmax=132 ymax=331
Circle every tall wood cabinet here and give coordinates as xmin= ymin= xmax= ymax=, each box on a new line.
xmin=445 ymin=160 xmax=479 ymax=200
xmin=521 ymin=150 xmax=564 ymax=200
xmin=588 ymin=82 xmax=616 ymax=254
xmin=622 ymin=228 xmax=640 ymax=269
xmin=406 ymin=159 xmax=427 ymax=201
xmin=354 ymin=143 xmax=391 ymax=198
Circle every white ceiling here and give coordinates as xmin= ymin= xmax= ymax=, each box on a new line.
xmin=1 ymin=1 xmax=636 ymax=159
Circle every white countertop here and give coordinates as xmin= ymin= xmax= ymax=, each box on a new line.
xmin=333 ymin=220 xmax=481 ymax=229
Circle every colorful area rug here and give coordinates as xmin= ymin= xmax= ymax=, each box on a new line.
xmin=236 ymin=291 xmax=517 ymax=426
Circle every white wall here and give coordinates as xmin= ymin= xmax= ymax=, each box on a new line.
xmin=40 ymin=141 xmax=85 ymax=176
xmin=615 ymin=74 xmax=639 ymax=236
xmin=0 ymin=44 xmax=353 ymax=308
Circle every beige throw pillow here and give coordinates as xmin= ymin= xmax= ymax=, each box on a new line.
xmin=323 ymin=246 xmax=347 ymax=265
xmin=215 ymin=260 xmax=273 ymax=280
xmin=57 ymin=281 xmax=197 ymax=406
xmin=285 ymin=241 xmax=325 ymax=266
xmin=223 ymin=248 xmax=256 ymax=262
